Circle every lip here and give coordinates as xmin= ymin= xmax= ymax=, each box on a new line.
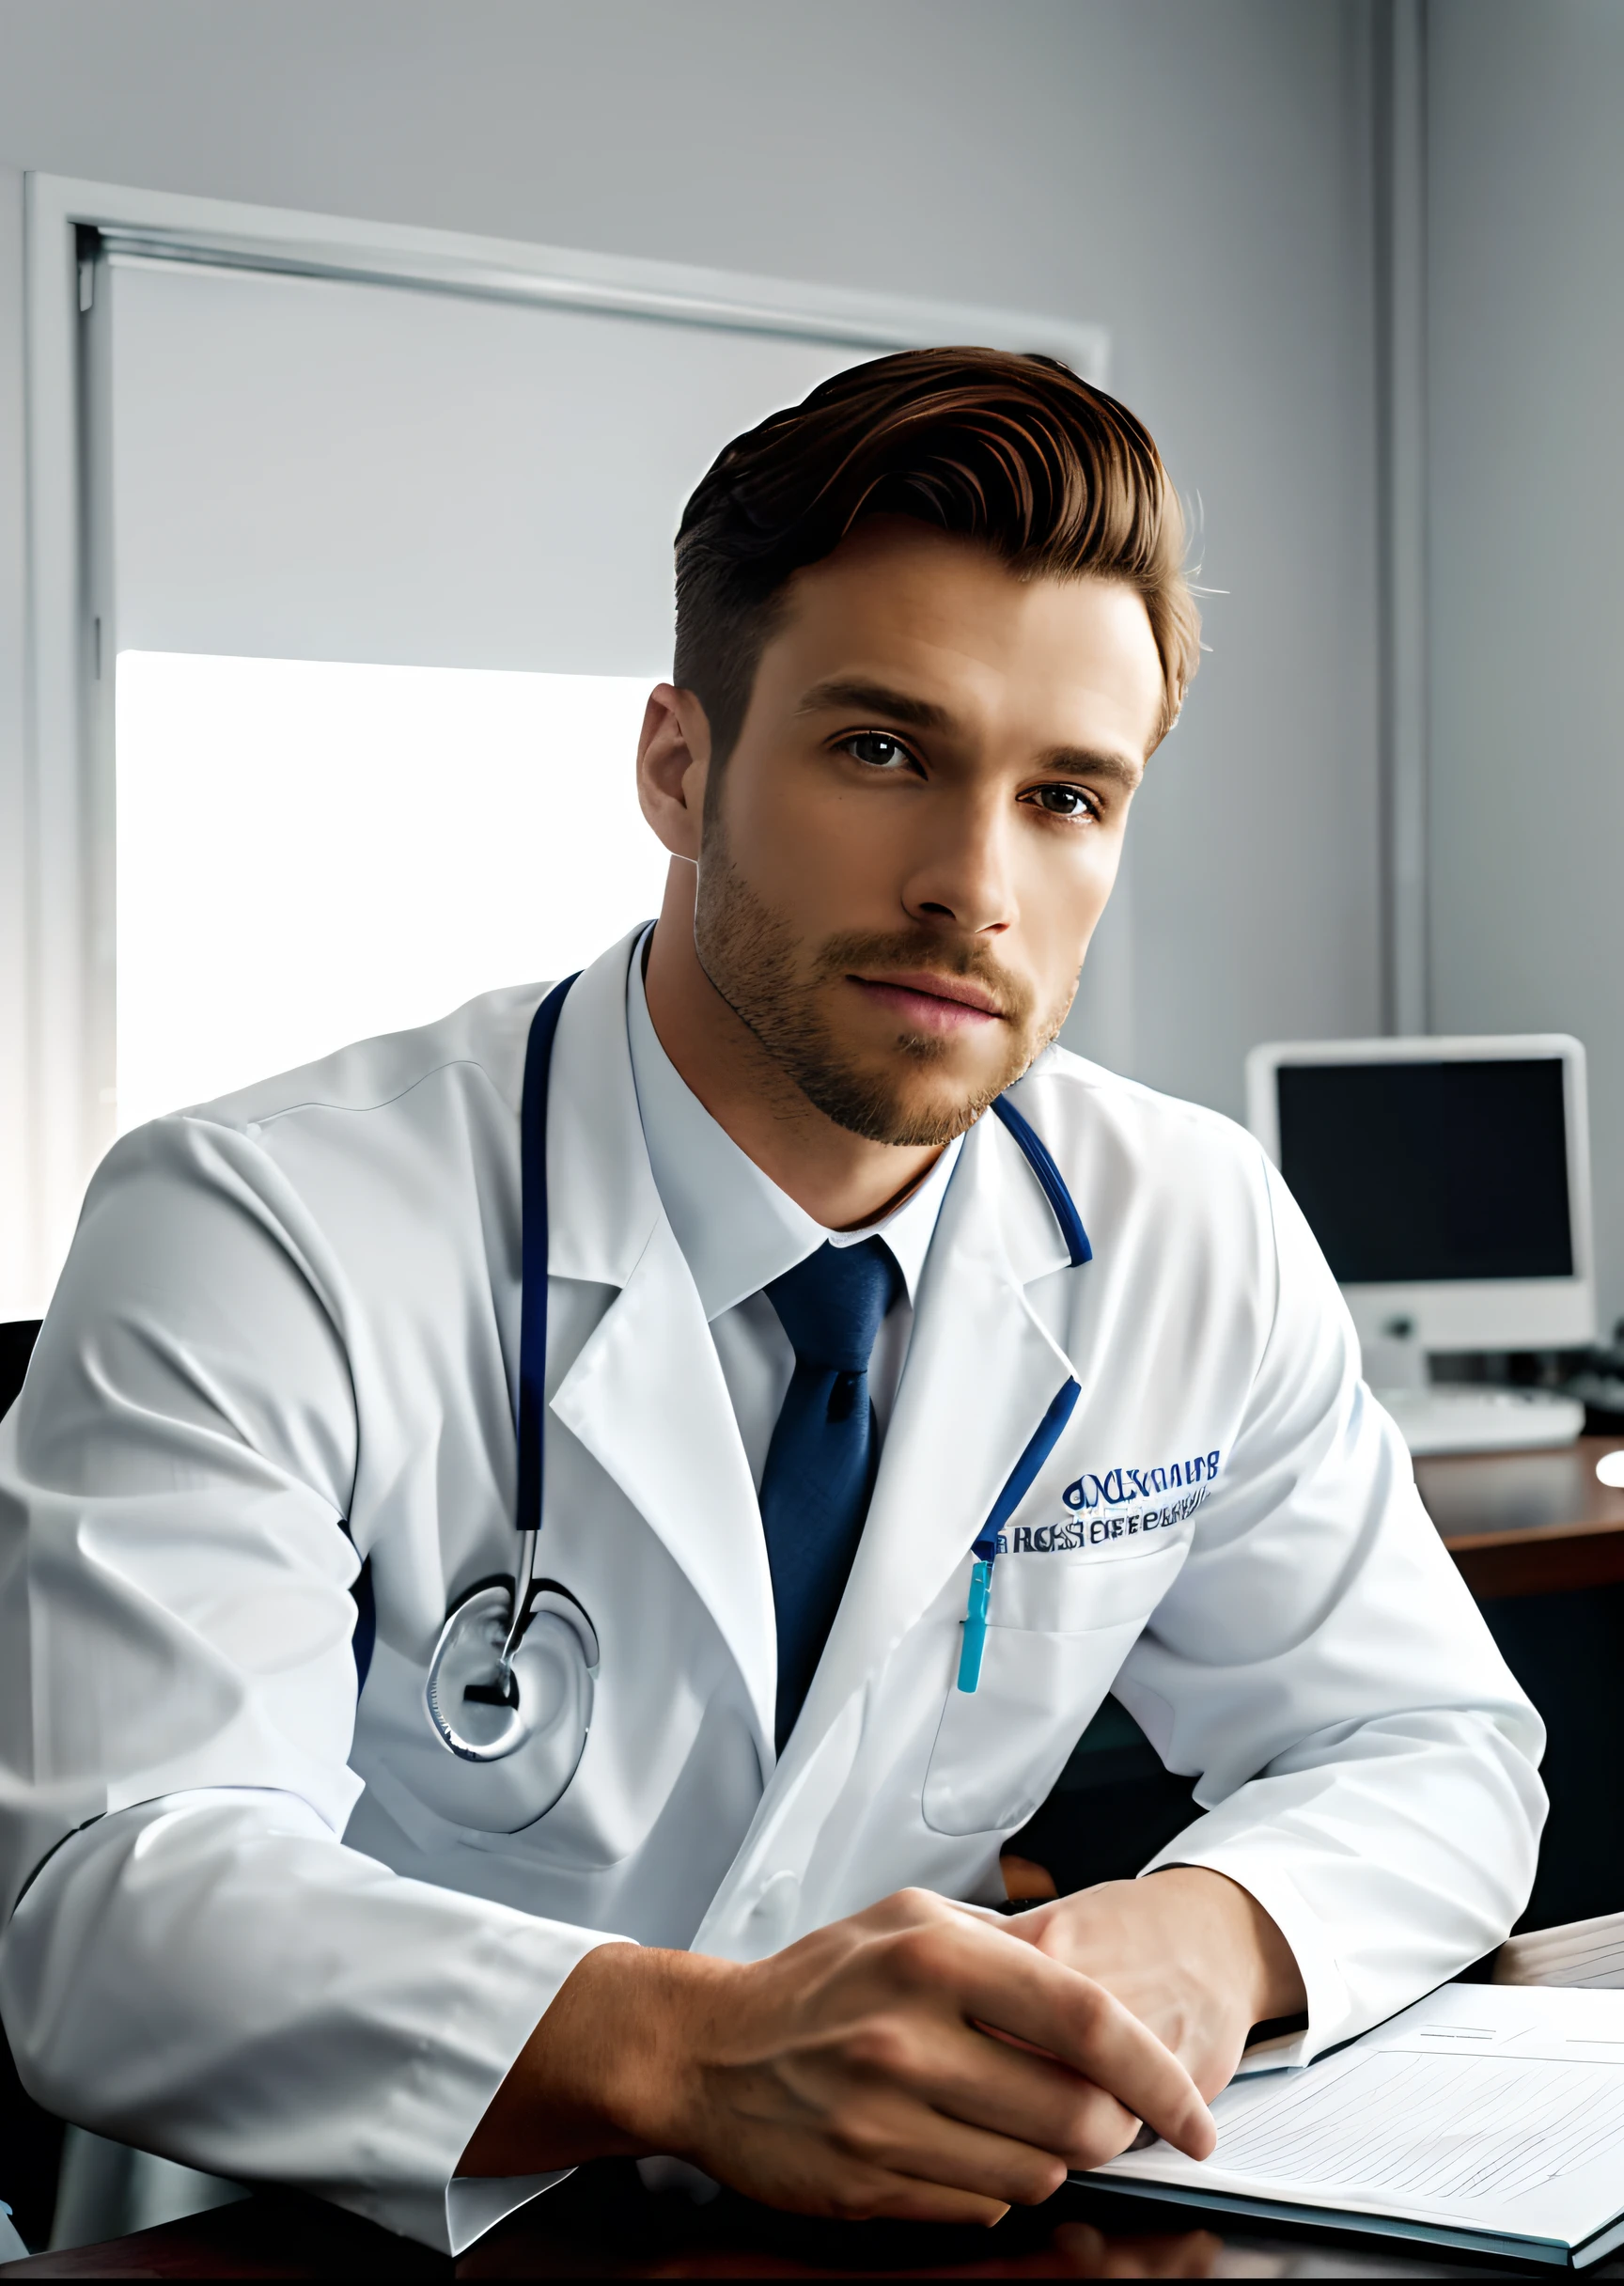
xmin=849 ymin=969 xmax=1006 ymax=1031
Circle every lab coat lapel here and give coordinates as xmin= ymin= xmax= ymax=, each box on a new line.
xmin=543 ymin=933 xmax=777 ymax=1757
xmin=552 ymin=1223 xmax=777 ymax=1754
xmin=780 ymin=1104 xmax=1075 ymax=1771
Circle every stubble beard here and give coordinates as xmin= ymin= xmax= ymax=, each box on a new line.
xmin=692 ymin=833 xmax=1070 ymax=1148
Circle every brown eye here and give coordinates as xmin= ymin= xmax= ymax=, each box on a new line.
xmin=842 ymin=731 xmax=911 ymax=769
xmin=1029 ymin=784 xmax=1096 ymax=818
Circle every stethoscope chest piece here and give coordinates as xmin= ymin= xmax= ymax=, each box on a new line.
xmin=426 ymin=1580 xmax=599 ymax=1803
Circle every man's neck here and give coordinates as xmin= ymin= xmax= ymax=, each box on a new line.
xmin=640 ymin=870 xmax=945 ymax=1232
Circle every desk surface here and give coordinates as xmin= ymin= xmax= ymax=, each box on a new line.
xmin=1418 ymin=1433 xmax=1624 ymax=1596
xmin=8 ymin=2167 xmax=1624 ymax=2281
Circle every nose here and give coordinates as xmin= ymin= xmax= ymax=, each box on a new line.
xmin=899 ymin=788 xmax=1015 ymax=938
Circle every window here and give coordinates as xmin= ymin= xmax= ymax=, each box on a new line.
xmin=115 ymin=653 xmax=664 ymax=1127
xmin=10 ymin=173 xmax=1102 ymax=1309
xmin=100 ymin=250 xmax=859 ymax=1120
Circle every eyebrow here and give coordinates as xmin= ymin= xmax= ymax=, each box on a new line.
xmin=794 ymin=678 xmax=953 ymax=732
xmin=796 ymin=677 xmax=1144 ymax=790
xmin=1034 ymin=744 xmax=1144 ymax=791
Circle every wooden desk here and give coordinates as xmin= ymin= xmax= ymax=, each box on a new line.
xmin=8 ymin=2164 xmax=1622 ymax=2280
xmin=1418 ymin=1433 xmax=1624 ymax=1598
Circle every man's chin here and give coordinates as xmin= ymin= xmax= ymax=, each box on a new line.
xmin=798 ymin=1059 xmax=1011 ymax=1151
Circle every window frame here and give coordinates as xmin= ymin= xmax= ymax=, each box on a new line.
xmin=12 ymin=170 xmax=1108 ymax=1311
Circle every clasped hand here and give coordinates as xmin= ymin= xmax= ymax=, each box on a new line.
xmin=464 ymin=1867 xmax=1303 ymax=2225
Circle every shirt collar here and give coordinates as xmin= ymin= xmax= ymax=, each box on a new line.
xmin=626 ymin=932 xmax=960 ymax=1323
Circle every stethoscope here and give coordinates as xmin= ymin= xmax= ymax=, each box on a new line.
xmin=426 ymin=973 xmax=593 ymax=1781
xmin=425 ymin=969 xmax=1092 ymax=1777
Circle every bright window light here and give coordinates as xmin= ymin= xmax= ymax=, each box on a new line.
xmin=115 ymin=651 xmax=669 ymax=1132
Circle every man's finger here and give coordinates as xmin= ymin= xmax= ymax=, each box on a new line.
xmin=850 ymin=1995 xmax=1144 ymax=2168
xmin=892 ymin=1919 xmax=1216 ymax=2162
xmin=929 ymin=2025 xmax=1146 ymax=2169
xmin=820 ymin=2087 xmax=1072 ymax=2210
xmin=824 ymin=2174 xmax=1013 ymax=2229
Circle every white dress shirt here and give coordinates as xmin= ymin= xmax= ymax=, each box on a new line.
xmin=625 ymin=939 xmax=961 ymax=1487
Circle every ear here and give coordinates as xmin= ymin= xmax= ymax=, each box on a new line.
xmin=636 ymin=684 xmax=712 ymax=862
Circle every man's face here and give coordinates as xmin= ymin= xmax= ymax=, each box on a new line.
xmin=690 ymin=519 xmax=1166 ymax=1147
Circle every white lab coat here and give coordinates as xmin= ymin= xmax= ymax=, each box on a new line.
xmin=0 ymin=928 xmax=1544 ymax=2251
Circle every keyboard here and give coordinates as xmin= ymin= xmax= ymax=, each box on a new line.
xmin=1372 ymin=1385 xmax=1585 ymax=1458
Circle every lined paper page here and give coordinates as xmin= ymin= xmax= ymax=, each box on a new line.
xmin=1216 ymin=2049 xmax=1624 ymax=2201
xmin=1095 ymin=1985 xmax=1624 ymax=2252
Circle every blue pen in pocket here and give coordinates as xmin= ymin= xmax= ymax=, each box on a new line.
xmin=955 ymin=1378 xmax=1080 ymax=1694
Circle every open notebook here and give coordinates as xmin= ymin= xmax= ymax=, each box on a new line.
xmin=1495 ymin=1910 xmax=1624 ymax=1991
xmin=1089 ymin=1971 xmax=1624 ymax=2267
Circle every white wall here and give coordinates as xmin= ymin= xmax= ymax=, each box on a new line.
xmin=0 ymin=0 xmax=1385 ymax=1307
xmin=1427 ymin=0 xmax=1624 ymax=1332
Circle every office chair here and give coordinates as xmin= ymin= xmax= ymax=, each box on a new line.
xmin=0 ymin=1323 xmax=38 ymax=1425
xmin=0 ymin=1323 xmax=64 ymax=2248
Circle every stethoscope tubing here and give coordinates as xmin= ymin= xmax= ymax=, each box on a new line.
xmin=504 ymin=972 xmax=581 ymax=1690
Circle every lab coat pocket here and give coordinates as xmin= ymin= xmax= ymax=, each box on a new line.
xmin=920 ymin=1544 xmax=1186 ymax=1838
xmin=922 ymin=1623 xmax=1133 ymax=1837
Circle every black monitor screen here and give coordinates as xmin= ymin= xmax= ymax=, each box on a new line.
xmin=1274 ymin=1058 xmax=1573 ymax=1284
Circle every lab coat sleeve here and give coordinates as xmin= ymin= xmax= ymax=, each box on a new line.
xmin=0 ymin=1792 xmax=605 ymax=2252
xmin=1113 ymin=1156 xmax=1547 ymax=2059
xmin=0 ymin=1117 xmax=626 ymax=2253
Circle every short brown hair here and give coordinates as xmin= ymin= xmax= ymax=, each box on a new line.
xmin=674 ymin=347 xmax=1199 ymax=764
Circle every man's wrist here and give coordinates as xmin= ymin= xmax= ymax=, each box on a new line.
xmin=461 ymin=1941 xmax=731 ymax=2176
xmin=582 ymin=1942 xmax=734 ymax=2155
xmin=1144 ymin=1865 xmax=1306 ymax=2028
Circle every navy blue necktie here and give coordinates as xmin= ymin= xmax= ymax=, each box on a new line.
xmin=758 ymin=1238 xmax=903 ymax=1750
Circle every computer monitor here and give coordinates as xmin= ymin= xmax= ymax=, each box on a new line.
xmin=1245 ymin=1034 xmax=1595 ymax=1353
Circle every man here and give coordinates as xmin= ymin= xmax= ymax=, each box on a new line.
xmin=0 ymin=351 xmax=1542 ymax=2253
